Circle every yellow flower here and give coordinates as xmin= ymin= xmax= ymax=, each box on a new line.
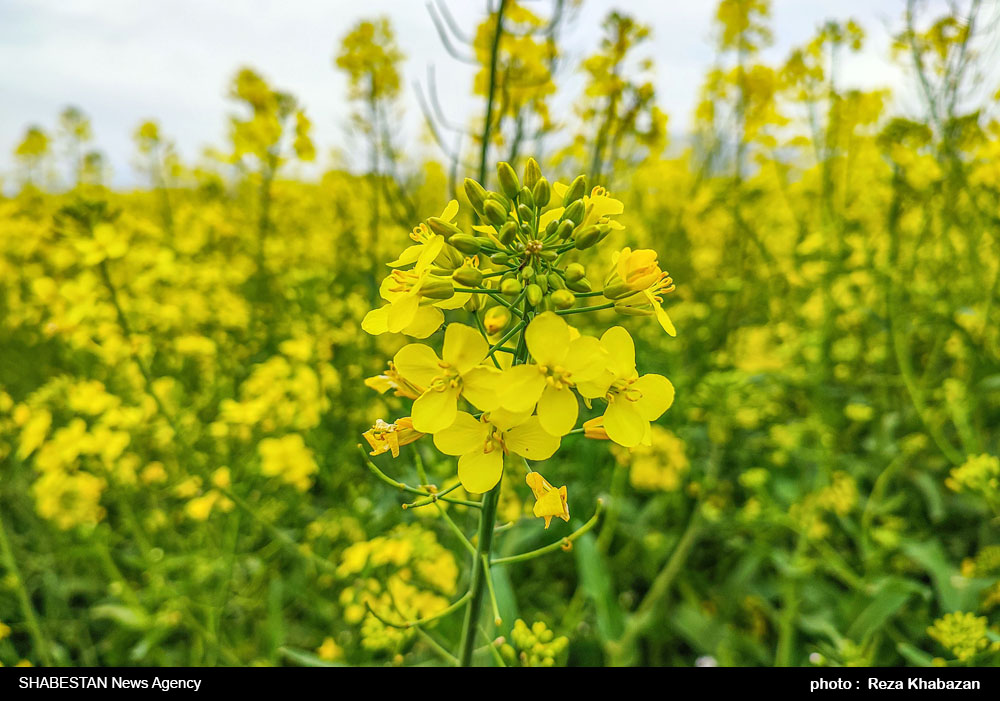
xmin=389 ymin=200 xmax=457 ymax=267
xmin=393 ymin=323 xmax=502 ymax=433
xmin=362 ymin=417 xmax=424 ymax=458
xmin=604 ymin=247 xmax=676 ymax=336
xmin=551 ymin=183 xmax=625 ymax=230
xmin=582 ymin=416 xmax=610 ymax=440
xmin=316 ymin=637 xmax=344 ymax=662
xmin=525 ymin=471 xmax=569 ymax=528
xmin=258 ymin=434 xmax=318 ymax=491
xmin=499 ymin=312 xmax=609 ymax=436
xmin=433 ymin=410 xmax=560 ymax=493
xmin=593 ymin=326 xmax=675 ymax=448
xmin=364 ymin=363 xmax=423 ymax=400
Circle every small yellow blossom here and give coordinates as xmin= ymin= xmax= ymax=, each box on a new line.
xmin=525 ymin=471 xmax=569 ymax=528
xmin=362 ymin=417 xmax=424 ymax=458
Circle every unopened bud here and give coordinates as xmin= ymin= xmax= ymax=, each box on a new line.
xmin=517 ymin=203 xmax=533 ymax=222
xmin=533 ymin=177 xmax=551 ymax=208
xmin=574 ymin=227 xmax=600 ymax=250
xmin=500 ymin=278 xmax=522 ymax=297
xmin=491 ymin=252 xmax=510 ymax=265
xmin=418 ymin=278 xmax=455 ymax=300
xmin=547 ymin=272 xmax=566 ymax=290
xmin=465 ymin=293 xmax=484 ymax=312
xmin=556 ymin=220 xmax=574 ymax=239
xmin=453 ymin=265 xmax=483 ymax=287
xmin=526 ymin=283 xmax=543 ymax=306
xmin=563 ymin=175 xmax=587 ymax=206
xmin=566 ymin=276 xmax=592 ymax=293
xmin=518 ymin=186 xmax=535 ymax=210
xmin=561 ymin=200 xmax=585 ymax=227
xmin=484 ymin=200 xmax=508 ymax=228
xmin=499 ymin=221 xmax=518 ymax=246
xmin=464 ymin=178 xmax=487 ymax=215
xmin=449 ymin=233 xmax=481 ymax=255
xmin=427 ymin=217 xmax=463 ymax=241
xmin=544 ymin=219 xmax=559 ymax=237
xmin=497 ymin=162 xmax=520 ymax=200
xmin=523 ymin=158 xmax=542 ymax=190
xmin=565 ymin=263 xmax=585 ymax=282
xmin=520 ymin=266 xmax=535 ymax=281
xmin=552 ymin=289 xmax=575 ymax=309
xmin=603 ymin=282 xmax=634 ymax=300
xmin=484 ymin=305 xmax=512 ymax=334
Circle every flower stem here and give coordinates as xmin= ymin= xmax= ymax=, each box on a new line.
xmin=456 ymin=483 xmax=501 ymax=666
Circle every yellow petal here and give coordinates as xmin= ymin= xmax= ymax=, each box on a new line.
xmin=388 ymin=244 xmax=423 ymax=267
xmin=600 ymin=326 xmax=636 ymax=379
xmin=645 ymin=290 xmax=677 ymax=337
xmin=564 ymin=335 xmax=609 ymax=381
xmin=443 ymin=323 xmax=488 ymax=375
xmin=433 ymin=412 xmax=489 ymax=456
xmin=361 ymin=306 xmax=389 ymax=336
xmin=630 ymin=374 xmax=675 ymax=421
xmin=404 ymin=306 xmax=443 ymax=338
xmin=525 ymin=312 xmax=570 ymax=366
xmin=393 ymin=344 xmax=442 ymax=388
xmin=462 ymin=366 xmax=504 ymax=411
xmin=538 ymin=207 xmax=564 ymax=230
xmin=505 ymin=416 xmax=560 ymax=461
xmin=486 ymin=406 xmax=534 ymax=432
xmin=440 ymin=199 xmax=459 ymax=221
xmin=387 ymin=294 xmax=419 ymax=333
xmin=458 ymin=448 xmax=504 ymax=494
xmin=500 ymin=364 xmax=546 ymax=413
xmin=603 ymin=400 xmax=645 ymax=448
xmin=412 ymin=386 xmax=459 ymax=433
xmin=537 ymin=385 xmax=578 ymax=437
xmin=414 ymin=236 xmax=444 ymax=271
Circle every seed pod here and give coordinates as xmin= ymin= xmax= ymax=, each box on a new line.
xmin=574 ymin=227 xmax=601 ymax=250
xmin=547 ymin=272 xmax=566 ymax=290
xmin=518 ymin=186 xmax=535 ymax=210
xmin=464 ymin=178 xmax=487 ymax=215
xmin=565 ymin=263 xmax=586 ymax=282
xmin=523 ymin=157 xmax=542 ymax=190
xmin=453 ymin=265 xmax=483 ymax=287
xmin=566 ymin=276 xmax=593 ymax=293
xmin=484 ymin=305 xmax=512 ymax=334
xmin=556 ymin=220 xmax=575 ymax=239
xmin=449 ymin=233 xmax=481 ymax=255
xmin=532 ymin=177 xmax=551 ymax=208
xmin=561 ymin=200 xmax=585 ymax=227
xmin=418 ymin=277 xmax=455 ymax=300
xmin=563 ymin=175 xmax=587 ymax=206
xmin=552 ymin=289 xmax=575 ymax=309
xmin=526 ymin=283 xmax=543 ymax=307
xmin=499 ymin=221 xmax=518 ymax=246
xmin=500 ymin=278 xmax=522 ymax=297
xmin=497 ymin=162 xmax=520 ymax=200
xmin=517 ymin=203 xmax=534 ymax=222
xmin=520 ymin=266 xmax=535 ymax=281
xmin=427 ymin=217 xmax=463 ymax=241
xmin=491 ymin=252 xmax=510 ymax=265
xmin=484 ymin=200 xmax=508 ymax=228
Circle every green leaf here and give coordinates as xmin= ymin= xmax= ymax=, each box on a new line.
xmin=278 ymin=647 xmax=346 ymax=667
xmin=847 ymin=577 xmax=928 ymax=643
xmin=573 ymin=531 xmax=624 ymax=641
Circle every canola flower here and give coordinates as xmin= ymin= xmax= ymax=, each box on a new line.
xmin=360 ymin=158 xmax=676 ymax=665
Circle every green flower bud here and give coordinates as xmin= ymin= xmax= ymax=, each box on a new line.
xmin=574 ymin=227 xmax=601 ymax=250
xmin=427 ymin=216 xmax=463 ymax=241
xmin=532 ymin=177 xmax=551 ymax=208
xmin=484 ymin=200 xmax=508 ymax=228
xmin=464 ymin=293 xmax=484 ymax=312
xmin=449 ymin=233 xmax=481 ymax=255
xmin=603 ymin=282 xmax=634 ymax=300
xmin=556 ymin=220 xmax=575 ymax=239
xmin=499 ymin=221 xmax=518 ymax=246
xmin=539 ymin=249 xmax=558 ymax=261
xmin=547 ymin=272 xmax=566 ymax=290
xmin=523 ymin=157 xmax=542 ymax=190
xmin=453 ymin=265 xmax=483 ymax=287
xmin=563 ymin=174 xmax=587 ymax=206
xmin=520 ymin=266 xmax=535 ymax=281
xmin=491 ymin=252 xmax=510 ymax=265
xmin=500 ymin=278 xmax=522 ymax=297
xmin=484 ymin=305 xmax=512 ymax=334
xmin=418 ymin=277 xmax=455 ymax=300
xmin=561 ymin=200 xmax=585 ymax=227
xmin=517 ymin=203 xmax=534 ymax=222
xmin=518 ymin=186 xmax=535 ymax=210
xmin=497 ymin=162 xmax=520 ymax=200
xmin=566 ymin=276 xmax=593 ymax=293
xmin=526 ymin=283 xmax=543 ymax=306
xmin=464 ymin=178 xmax=487 ymax=215
xmin=552 ymin=289 xmax=575 ymax=309
xmin=544 ymin=218 xmax=559 ymax=237
xmin=565 ymin=262 xmax=585 ymax=282
xmin=536 ymin=275 xmax=549 ymax=293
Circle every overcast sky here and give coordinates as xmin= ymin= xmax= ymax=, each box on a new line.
xmin=0 ymin=0 xmax=972 ymax=188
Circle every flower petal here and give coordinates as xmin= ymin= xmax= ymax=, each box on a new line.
xmin=443 ymin=323 xmax=488 ymax=375
xmin=361 ymin=306 xmax=389 ymax=336
xmin=412 ymin=386 xmax=459 ymax=433
xmin=403 ymin=306 xmax=443 ymax=339
xmin=433 ymin=412 xmax=488 ymax=456
xmin=603 ymin=399 xmax=645 ymax=448
xmin=462 ymin=366 xmax=504 ymax=411
xmin=505 ymin=416 xmax=560 ymax=461
xmin=393 ymin=344 xmax=442 ymax=388
xmin=537 ymin=385 xmax=578 ymax=437
xmin=600 ymin=326 xmax=636 ymax=379
xmin=499 ymin=364 xmax=546 ymax=413
xmin=458 ymin=448 xmax=504 ymax=494
xmin=564 ymin=335 xmax=609 ymax=381
xmin=525 ymin=312 xmax=570 ymax=366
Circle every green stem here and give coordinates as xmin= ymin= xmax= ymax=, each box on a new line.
xmin=492 ymin=499 xmax=604 ymax=565
xmin=457 ymin=484 xmax=501 ymax=666
xmin=555 ymin=302 xmax=615 ymax=316
xmin=0 ymin=512 xmax=54 ymax=666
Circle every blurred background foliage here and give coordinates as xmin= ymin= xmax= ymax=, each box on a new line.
xmin=2 ymin=0 xmax=1000 ymax=667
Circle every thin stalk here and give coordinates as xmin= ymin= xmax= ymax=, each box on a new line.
xmin=457 ymin=484 xmax=501 ymax=666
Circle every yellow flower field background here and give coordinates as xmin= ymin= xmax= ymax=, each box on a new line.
xmin=2 ymin=0 xmax=1000 ymax=667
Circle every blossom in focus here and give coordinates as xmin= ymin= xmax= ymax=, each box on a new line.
xmin=525 ymin=471 xmax=569 ymax=528
xmin=362 ymin=417 xmax=424 ymax=458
